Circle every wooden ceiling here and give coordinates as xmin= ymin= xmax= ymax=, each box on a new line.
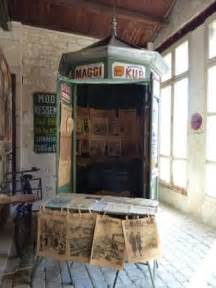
xmin=9 ymin=0 xmax=176 ymax=47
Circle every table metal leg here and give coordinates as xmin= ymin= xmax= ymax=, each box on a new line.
xmin=30 ymin=256 xmax=43 ymax=286
xmin=66 ymin=261 xmax=74 ymax=286
xmin=153 ymin=260 xmax=158 ymax=280
xmin=58 ymin=261 xmax=64 ymax=287
xmin=147 ymin=262 xmax=156 ymax=288
xmin=113 ymin=270 xmax=120 ymax=288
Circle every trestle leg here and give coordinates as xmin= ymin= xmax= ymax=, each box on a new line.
xmin=30 ymin=256 xmax=43 ymax=287
xmin=147 ymin=262 xmax=156 ymax=288
xmin=113 ymin=270 xmax=120 ymax=288
xmin=66 ymin=261 xmax=74 ymax=286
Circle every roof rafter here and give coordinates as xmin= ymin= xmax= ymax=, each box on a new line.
xmin=51 ymin=0 xmax=168 ymax=25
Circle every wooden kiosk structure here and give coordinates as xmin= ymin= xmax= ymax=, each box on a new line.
xmin=56 ymin=34 xmax=167 ymax=200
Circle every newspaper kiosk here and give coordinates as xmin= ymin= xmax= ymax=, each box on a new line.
xmin=33 ymin=35 xmax=168 ymax=288
xmin=57 ymin=34 xmax=167 ymax=200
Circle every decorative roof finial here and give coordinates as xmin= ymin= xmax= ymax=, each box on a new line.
xmin=111 ymin=0 xmax=117 ymax=37
xmin=112 ymin=16 xmax=117 ymax=37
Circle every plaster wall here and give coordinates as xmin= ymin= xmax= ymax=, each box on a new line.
xmin=155 ymin=7 xmax=216 ymax=227
xmin=0 ymin=22 xmax=96 ymax=197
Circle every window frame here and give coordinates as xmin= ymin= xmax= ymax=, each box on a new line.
xmin=205 ymin=15 xmax=216 ymax=199
xmin=160 ymin=37 xmax=190 ymax=194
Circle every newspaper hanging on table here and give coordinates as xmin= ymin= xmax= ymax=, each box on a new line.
xmin=37 ymin=209 xmax=67 ymax=261
xmin=90 ymin=215 xmax=125 ymax=270
xmin=122 ymin=217 xmax=160 ymax=263
xmin=67 ymin=213 xmax=96 ymax=263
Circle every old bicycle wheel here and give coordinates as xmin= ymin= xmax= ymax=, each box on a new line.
xmin=14 ymin=204 xmax=32 ymax=258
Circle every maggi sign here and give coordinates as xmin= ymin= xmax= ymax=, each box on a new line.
xmin=75 ymin=63 xmax=104 ymax=80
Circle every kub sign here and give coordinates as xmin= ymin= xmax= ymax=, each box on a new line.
xmin=112 ymin=62 xmax=146 ymax=80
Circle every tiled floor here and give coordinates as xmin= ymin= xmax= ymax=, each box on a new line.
xmin=1 ymin=204 xmax=216 ymax=288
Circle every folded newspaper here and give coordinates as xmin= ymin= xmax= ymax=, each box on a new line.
xmin=44 ymin=193 xmax=158 ymax=216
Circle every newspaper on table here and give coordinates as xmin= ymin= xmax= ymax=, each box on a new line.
xmin=45 ymin=195 xmax=72 ymax=209
xmin=67 ymin=213 xmax=96 ymax=263
xmin=122 ymin=217 xmax=160 ymax=263
xmin=91 ymin=215 xmax=125 ymax=270
xmin=37 ymin=209 xmax=67 ymax=261
xmin=44 ymin=194 xmax=158 ymax=215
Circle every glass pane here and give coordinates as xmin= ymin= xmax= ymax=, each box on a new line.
xmin=206 ymin=163 xmax=216 ymax=198
xmin=173 ymin=78 xmax=188 ymax=158
xmin=207 ymin=66 xmax=216 ymax=113
xmin=160 ymin=157 xmax=170 ymax=183
xmin=162 ymin=53 xmax=172 ymax=82
xmin=160 ymin=86 xmax=171 ymax=156
xmin=175 ymin=41 xmax=189 ymax=75
xmin=153 ymin=79 xmax=160 ymax=98
xmin=209 ymin=20 xmax=216 ymax=59
xmin=173 ymin=160 xmax=187 ymax=189
xmin=206 ymin=116 xmax=216 ymax=161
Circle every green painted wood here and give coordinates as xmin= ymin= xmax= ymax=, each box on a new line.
xmin=33 ymin=92 xmax=56 ymax=153
xmin=56 ymin=80 xmax=73 ymax=194
xmin=72 ymin=85 xmax=77 ymax=194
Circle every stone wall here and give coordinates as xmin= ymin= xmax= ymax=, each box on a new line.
xmin=0 ymin=22 xmax=96 ymax=198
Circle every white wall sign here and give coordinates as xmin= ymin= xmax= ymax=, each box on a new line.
xmin=61 ymin=83 xmax=71 ymax=103
xmin=112 ymin=62 xmax=146 ymax=80
xmin=75 ymin=63 xmax=104 ymax=80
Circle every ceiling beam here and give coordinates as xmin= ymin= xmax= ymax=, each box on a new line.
xmin=51 ymin=0 xmax=168 ymax=25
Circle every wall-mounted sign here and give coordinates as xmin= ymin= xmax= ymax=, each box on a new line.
xmin=34 ymin=93 xmax=56 ymax=153
xmin=191 ymin=113 xmax=202 ymax=131
xmin=112 ymin=62 xmax=146 ymax=80
xmin=61 ymin=83 xmax=71 ymax=103
xmin=75 ymin=63 xmax=104 ymax=80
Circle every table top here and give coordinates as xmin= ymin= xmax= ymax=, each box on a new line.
xmin=43 ymin=193 xmax=158 ymax=216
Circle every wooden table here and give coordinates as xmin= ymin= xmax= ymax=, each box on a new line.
xmin=32 ymin=193 xmax=159 ymax=288
xmin=43 ymin=193 xmax=158 ymax=216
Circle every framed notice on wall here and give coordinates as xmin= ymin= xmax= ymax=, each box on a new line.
xmin=33 ymin=92 xmax=57 ymax=153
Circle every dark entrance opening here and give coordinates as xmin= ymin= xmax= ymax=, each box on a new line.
xmin=76 ymin=84 xmax=149 ymax=198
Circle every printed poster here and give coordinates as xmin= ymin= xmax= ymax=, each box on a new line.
xmin=67 ymin=213 xmax=96 ymax=263
xmin=37 ymin=209 xmax=67 ymax=261
xmin=122 ymin=217 xmax=160 ymax=263
xmin=91 ymin=117 xmax=108 ymax=136
xmin=107 ymin=136 xmax=121 ymax=157
xmin=89 ymin=136 xmax=106 ymax=157
xmin=58 ymin=103 xmax=72 ymax=187
xmin=91 ymin=215 xmax=125 ymax=270
xmin=77 ymin=107 xmax=89 ymax=135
